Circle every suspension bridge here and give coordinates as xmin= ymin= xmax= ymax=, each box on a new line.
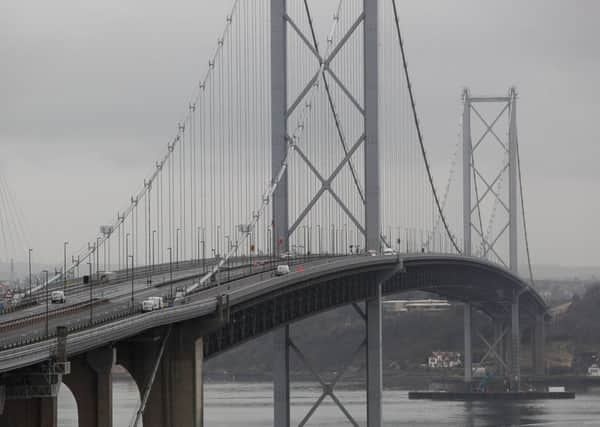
xmin=0 ymin=1 xmax=546 ymax=426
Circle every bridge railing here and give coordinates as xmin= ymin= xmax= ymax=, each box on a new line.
xmin=0 ymin=254 xmax=335 ymax=352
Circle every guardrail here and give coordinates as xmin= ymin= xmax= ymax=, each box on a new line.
xmin=0 ymin=299 xmax=108 ymax=333
xmin=0 ymin=255 xmax=322 ymax=352
xmin=0 ymin=299 xmax=38 ymax=316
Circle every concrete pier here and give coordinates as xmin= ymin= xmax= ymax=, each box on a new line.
xmin=62 ymin=347 xmax=115 ymax=427
xmin=118 ymin=325 xmax=204 ymax=427
xmin=0 ymin=397 xmax=57 ymax=427
xmin=273 ymin=326 xmax=290 ymax=427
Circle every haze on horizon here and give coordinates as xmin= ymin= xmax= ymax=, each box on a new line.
xmin=0 ymin=0 xmax=598 ymax=269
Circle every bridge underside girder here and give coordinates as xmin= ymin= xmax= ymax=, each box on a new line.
xmin=204 ymin=258 xmax=545 ymax=360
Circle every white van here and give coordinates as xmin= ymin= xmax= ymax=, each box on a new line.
xmin=174 ymin=286 xmax=186 ymax=300
xmin=142 ymin=296 xmax=164 ymax=312
xmin=142 ymin=298 xmax=155 ymax=312
xmin=149 ymin=296 xmax=164 ymax=309
xmin=275 ymin=265 xmax=290 ymax=276
xmin=51 ymin=290 xmax=66 ymax=304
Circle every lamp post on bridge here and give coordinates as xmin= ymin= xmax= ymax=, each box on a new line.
xmin=28 ymin=248 xmax=32 ymax=298
xmin=43 ymin=270 xmax=49 ymax=337
xmin=151 ymin=230 xmax=156 ymax=282
xmin=63 ymin=241 xmax=68 ymax=291
xmin=216 ymin=225 xmax=221 ymax=258
xmin=301 ymin=225 xmax=307 ymax=259
xmin=128 ymin=255 xmax=134 ymax=313
xmin=330 ymin=224 xmax=335 ymax=255
xmin=199 ymin=227 xmax=206 ymax=273
xmin=196 ymin=227 xmax=201 ymax=265
xmin=88 ymin=262 xmax=93 ymax=325
xmin=126 ymin=233 xmax=131 ymax=280
xmin=71 ymin=256 xmax=77 ymax=278
xmin=224 ymin=235 xmax=231 ymax=281
xmin=343 ymin=224 xmax=348 ymax=255
xmin=176 ymin=228 xmax=181 ymax=267
xmin=96 ymin=237 xmax=100 ymax=282
xmin=167 ymin=247 xmax=173 ymax=298
xmin=316 ymin=225 xmax=321 ymax=255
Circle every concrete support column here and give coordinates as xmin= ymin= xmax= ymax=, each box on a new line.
xmin=532 ymin=314 xmax=546 ymax=376
xmin=0 ymin=385 xmax=5 ymax=415
xmin=510 ymin=296 xmax=520 ymax=390
xmin=0 ymin=397 xmax=57 ymax=427
xmin=273 ymin=326 xmax=290 ymax=427
xmin=63 ymin=347 xmax=115 ymax=427
xmin=463 ymin=303 xmax=472 ymax=386
xmin=366 ymin=283 xmax=382 ymax=427
xmin=118 ymin=327 xmax=204 ymax=427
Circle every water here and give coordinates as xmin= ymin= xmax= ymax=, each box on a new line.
xmin=58 ymin=379 xmax=600 ymax=426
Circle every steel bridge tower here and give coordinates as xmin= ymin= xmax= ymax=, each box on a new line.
xmin=271 ymin=0 xmax=382 ymax=425
xmin=462 ymin=87 xmax=519 ymax=272
xmin=461 ymin=87 xmax=527 ymax=391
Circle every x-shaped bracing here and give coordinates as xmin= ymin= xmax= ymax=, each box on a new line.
xmin=471 ymin=224 xmax=509 ymax=269
xmin=471 ymin=164 xmax=509 ymax=215
xmin=476 ymin=327 xmax=509 ymax=373
xmin=471 ymin=103 xmax=509 ymax=153
xmin=284 ymin=9 xmax=367 ymax=238
xmin=289 ymin=135 xmax=366 ymax=236
xmin=285 ymin=12 xmax=365 ymax=119
xmin=469 ymin=100 xmax=513 ymax=264
xmin=290 ymin=337 xmax=365 ymax=427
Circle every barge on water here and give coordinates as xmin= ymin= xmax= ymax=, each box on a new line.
xmin=408 ymin=391 xmax=575 ymax=401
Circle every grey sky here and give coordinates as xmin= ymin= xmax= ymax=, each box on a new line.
xmin=0 ymin=0 xmax=598 ymax=267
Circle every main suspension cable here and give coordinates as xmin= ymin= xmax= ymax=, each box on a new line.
xmin=517 ymin=137 xmax=535 ymax=286
xmin=390 ymin=0 xmax=460 ymax=253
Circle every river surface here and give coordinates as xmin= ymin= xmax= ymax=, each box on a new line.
xmin=58 ymin=379 xmax=600 ymax=426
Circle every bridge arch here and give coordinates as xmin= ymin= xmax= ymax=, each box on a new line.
xmin=57 ymin=383 xmax=78 ymax=427
xmin=203 ymin=255 xmax=547 ymax=359
xmin=61 ymin=347 xmax=115 ymax=427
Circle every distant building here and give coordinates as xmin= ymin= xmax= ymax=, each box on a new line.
xmin=587 ymin=364 xmax=600 ymax=377
xmin=428 ymin=351 xmax=462 ymax=369
xmin=384 ymin=299 xmax=451 ymax=313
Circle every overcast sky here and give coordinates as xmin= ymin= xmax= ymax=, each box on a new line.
xmin=1 ymin=0 xmax=598 ymax=267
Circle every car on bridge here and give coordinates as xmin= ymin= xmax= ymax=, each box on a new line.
xmin=280 ymin=251 xmax=295 ymax=260
xmin=99 ymin=271 xmax=117 ymax=282
xmin=275 ymin=265 xmax=290 ymax=276
xmin=174 ymin=286 xmax=187 ymax=300
xmin=51 ymin=290 xmax=66 ymax=304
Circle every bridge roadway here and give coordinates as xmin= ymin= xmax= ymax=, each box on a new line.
xmin=0 ymin=253 xmax=547 ymax=374
xmin=0 ymin=257 xmax=233 ymax=323
xmin=0 ymin=256 xmax=307 ymax=348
